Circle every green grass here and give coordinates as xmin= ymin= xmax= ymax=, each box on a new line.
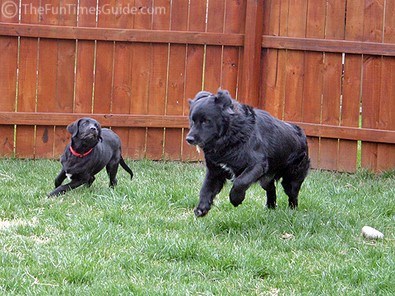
xmin=0 ymin=159 xmax=394 ymax=295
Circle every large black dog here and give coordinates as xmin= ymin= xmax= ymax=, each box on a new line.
xmin=186 ymin=90 xmax=310 ymax=217
xmin=48 ymin=117 xmax=133 ymax=196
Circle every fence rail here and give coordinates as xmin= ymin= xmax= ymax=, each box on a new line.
xmin=1 ymin=0 xmax=394 ymax=172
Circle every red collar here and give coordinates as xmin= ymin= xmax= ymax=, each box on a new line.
xmin=69 ymin=146 xmax=93 ymax=158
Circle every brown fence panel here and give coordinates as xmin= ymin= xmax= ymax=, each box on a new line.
xmin=319 ymin=0 xmax=345 ymax=171
xmin=0 ymin=0 xmax=17 ymax=157
xmin=302 ymin=0 xmax=325 ymax=170
xmin=361 ymin=0 xmax=384 ymax=171
xmin=261 ymin=0 xmax=285 ymax=119
xmin=376 ymin=0 xmax=395 ymax=171
xmin=0 ymin=0 xmax=394 ymax=172
xmin=164 ymin=0 xmax=188 ymax=160
xmin=182 ymin=0 xmax=206 ymax=161
xmin=16 ymin=0 xmax=39 ymax=158
xmin=74 ymin=0 xmax=96 ymax=116
xmin=338 ymin=1 xmax=363 ymax=173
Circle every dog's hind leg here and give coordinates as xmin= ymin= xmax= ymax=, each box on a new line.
xmin=230 ymin=164 xmax=264 ymax=207
xmin=106 ymin=162 xmax=119 ymax=188
xmin=87 ymin=175 xmax=95 ymax=187
xmin=260 ymin=178 xmax=277 ymax=209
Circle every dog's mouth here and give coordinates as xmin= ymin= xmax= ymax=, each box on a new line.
xmin=81 ymin=131 xmax=99 ymax=141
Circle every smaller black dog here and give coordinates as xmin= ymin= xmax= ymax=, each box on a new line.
xmin=48 ymin=117 xmax=133 ymax=196
xmin=186 ymin=89 xmax=310 ymax=217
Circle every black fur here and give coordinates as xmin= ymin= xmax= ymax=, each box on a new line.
xmin=48 ymin=117 xmax=133 ymax=196
xmin=186 ymin=90 xmax=310 ymax=217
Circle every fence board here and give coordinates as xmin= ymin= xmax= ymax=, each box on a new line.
xmin=146 ymin=0 xmax=169 ymax=160
xmin=164 ymin=0 xmax=188 ymax=160
xmin=204 ymin=0 xmax=225 ymax=92
xmin=111 ymin=0 xmax=137 ymax=159
xmin=302 ymin=0 xmax=325 ymax=169
xmin=282 ymin=1 xmax=306 ymax=122
xmin=261 ymin=0 xmax=286 ymax=119
xmin=182 ymin=0 xmax=206 ymax=161
xmin=222 ymin=0 xmax=244 ymax=98
xmin=339 ymin=0 xmax=364 ymax=172
xmin=0 ymin=0 xmax=18 ymax=156
xmin=361 ymin=0 xmax=385 ymax=171
xmin=0 ymin=0 xmax=394 ymax=171
xmin=75 ymin=0 xmax=97 ymax=114
xmin=16 ymin=0 xmax=40 ymax=158
xmin=35 ymin=0 xmax=60 ymax=158
xmin=319 ymin=0 xmax=345 ymax=171
xmin=128 ymin=0 xmax=153 ymax=159
xmin=377 ymin=0 xmax=395 ymax=171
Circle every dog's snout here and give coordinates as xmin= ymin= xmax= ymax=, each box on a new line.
xmin=186 ymin=135 xmax=196 ymax=145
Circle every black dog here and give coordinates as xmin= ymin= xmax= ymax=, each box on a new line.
xmin=186 ymin=90 xmax=310 ymax=217
xmin=48 ymin=117 xmax=133 ymax=196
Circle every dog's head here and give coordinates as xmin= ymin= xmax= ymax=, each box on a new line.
xmin=67 ymin=117 xmax=102 ymax=147
xmin=186 ymin=89 xmax=234 ymax=149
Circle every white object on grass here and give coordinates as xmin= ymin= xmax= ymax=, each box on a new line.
xmin=361 ymin=226 xmax=384 ymax=240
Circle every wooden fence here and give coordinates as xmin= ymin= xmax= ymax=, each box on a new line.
xmin=0 ymin=0 xmax=394 ymax=172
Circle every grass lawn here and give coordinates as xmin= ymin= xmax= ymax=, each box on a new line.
xmin=0 ymin=159 xmax=394 ymax=295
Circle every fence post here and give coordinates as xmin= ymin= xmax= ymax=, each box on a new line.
xmin=239 ymin=0 xmax=264 ymax=107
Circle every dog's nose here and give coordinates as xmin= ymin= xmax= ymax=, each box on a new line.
xmin=90 ymin=126 xmax=97 ymax=131
xmin=186 ymin=135 xmax=195 ymax=145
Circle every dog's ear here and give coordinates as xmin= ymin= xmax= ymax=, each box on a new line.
xmin=215 ymin=89 xmax=232 ymax=108
xmin=66 ymin=119 xmax=80 ymax=137
xmin=194 ymin=91 xmax=212 ymax=101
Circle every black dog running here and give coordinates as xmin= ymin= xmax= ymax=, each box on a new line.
xmin=187 ymin=89 xmax=310 ymax=217
xmin=48 ymin=117 xmax=133 ymax=196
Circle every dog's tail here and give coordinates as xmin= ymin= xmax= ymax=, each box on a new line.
xmin=120 ymin=157 xmax=133 ymax=180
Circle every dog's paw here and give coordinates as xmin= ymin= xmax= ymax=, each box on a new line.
xmin=229 ymin=187 xmax=246 ymax=207
xmin=194 ymin=207 xmax=209 ymax=217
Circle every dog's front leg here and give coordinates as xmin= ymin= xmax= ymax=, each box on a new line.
xmin=229 ymin=164 xmax=264 ymax=207
xmin=48 ymin=179 xmax=86 ymax=197
xmin=195 ymin=168 xmax=227 ymax=217
xmin=54 ymin=169 xmax=67 ymax=188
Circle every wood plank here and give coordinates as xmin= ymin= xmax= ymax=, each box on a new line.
xmin=204 ymin=0 xmax=225 ymax=92
xmin=53 ymin=0 xmax=78 ymax=157
xmin=0 ymin=112 xmax=394 ymax=144
xmin=0 ymin=0 xmax=18 ymax=157
xmin=377 ymin=0 xmax=395 ymax=171
xmin=15 ymin=0 xmax=40 ymax=158
xmin=110 ymin=0 xmax=135 ymax=159
xmin=319 ymin=0 xmax=346 ymax=171
xmin=261 ymin=0 xmax=285 ymax=119
xmin=36 ymin=0 xmax=59 ymax=159
xmin=222 ymin=0 xmax=245 ymax=98
xmin=164 ymin=0 xmax=188 ymax=160
xmin=302 ymin=0 xmax=325 ymax=169
xmin=146 ymin=0 xmax=170 ymax=160
xmin=261 ymin=35 xmax=395 ymax=57
xmin=0 ymin=23 xmax=244 ymax=46
xmin=182 ymin=0 xmax=206 ymax=161
xmin=339 ymin=0 xmax=364 ymax=172
xmin=128 ymin=0 xmax=153 ymax=159
xmin=239 ymin=0 xmax=262 ymax=106
xmin=74 ymin=0 xmax=97 ymax=114
xmin=361 ymin=0 xmax=385 ymax=171
xmin=283 ymin=1 xmax=307 ymax=122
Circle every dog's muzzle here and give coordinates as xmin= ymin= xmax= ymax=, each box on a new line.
xmin=186 ymin=135 xmax=197 ymax=145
